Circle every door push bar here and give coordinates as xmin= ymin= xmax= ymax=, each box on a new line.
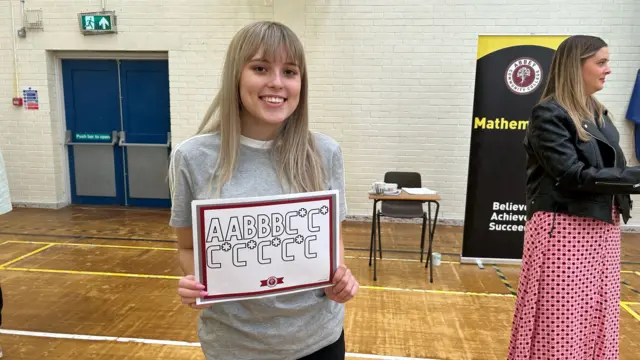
xmin=118 ymin=131 xmax=171 ymax=148
xmin=65 ymin=130 xmax=119 ymax=146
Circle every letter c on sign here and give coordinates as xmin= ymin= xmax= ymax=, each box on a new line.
xmin=207 ymin=245 xmax=222 ymax=269
xmin=305 ymin=235 xmax=317 ymax=259
xmin=307 ymin=209 xmax=320 ymax=232
xmin=281 ymin=238 xmax=295 ymax=262
xmin=257 ymin=240 xmax=271 ymax=264
xmin=232 ymin=243 xmax=247 ymax=267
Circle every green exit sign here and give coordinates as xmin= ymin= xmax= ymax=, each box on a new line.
xmin=78 ymin=11 xmax=117 ymax=35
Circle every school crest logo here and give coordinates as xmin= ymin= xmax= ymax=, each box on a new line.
xmin=260 ymin=276 xmax=284 ymax=288
xmin=504 ymin=57 xmax=542 ymax=95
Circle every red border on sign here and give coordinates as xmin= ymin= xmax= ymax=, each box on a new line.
xmin=198 ymin=195 xmax=335 ymax=301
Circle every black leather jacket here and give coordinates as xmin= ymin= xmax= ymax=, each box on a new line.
xmin=524 ymin=98 xmax=640 ymax=226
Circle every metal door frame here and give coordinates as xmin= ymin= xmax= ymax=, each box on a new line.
xmin=54 ymin=51 xmax=169 ymax=207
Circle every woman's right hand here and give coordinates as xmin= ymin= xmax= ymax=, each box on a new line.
xmin=178 ymin=275 xmax=212 ymax=309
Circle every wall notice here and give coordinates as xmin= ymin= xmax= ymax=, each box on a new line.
xmin=22 ymin=87 xmax=39 ymax=110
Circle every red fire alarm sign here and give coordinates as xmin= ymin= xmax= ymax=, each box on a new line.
xmin=12 ymin=97 xmax=23 ymax=106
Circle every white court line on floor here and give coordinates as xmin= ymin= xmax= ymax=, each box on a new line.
xmin=0 ymin=329 xmax=439 ymax=360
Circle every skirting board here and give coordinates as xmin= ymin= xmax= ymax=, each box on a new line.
xmin=7 ymin=205 xmax=640 ymax=234
xmin=620 ymin=225 xmax=640 ymax=233
xmin=346 ymin=215 xmax=640 ymax=234
xmin=345 ymin=214 xmax=463 ymax=226
xmin=460 ymin=257 xmax=523 ymax=266
xmin=11 ymin=201 xmax=67 ymax=210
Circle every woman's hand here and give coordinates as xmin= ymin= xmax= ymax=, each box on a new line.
xmin=178 ymin=275 xmax=212 ymax=309
xmin=324 ymin=264 xmax=359 ymax=303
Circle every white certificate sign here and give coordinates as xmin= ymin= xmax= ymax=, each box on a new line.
xmin=192 ymin=190 xmax=340 ymax=304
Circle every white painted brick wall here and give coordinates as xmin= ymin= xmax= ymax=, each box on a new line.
xmin=302 ymin=0 xmax=640 ymax=225
xmin=0 ymin=0 xmax=639 ymax=226
xmin=0 ymin=0 xmax=273 ymax=208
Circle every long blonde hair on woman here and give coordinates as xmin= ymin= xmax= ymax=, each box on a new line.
xmin=195 ymin=21 xmax=325 ymax=196
xmin=539 ymin=35 xmax=608 ymax=141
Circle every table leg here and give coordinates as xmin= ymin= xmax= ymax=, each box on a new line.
xmin=420 ymin=214 xmax=427 ymax=263
xmin=369 ymin=200 xmax=377 ymax=267
xmin=373 ymin=210 xmax=377 ymax=281
xmin=425 ymin=201 xmax=440 ymax=283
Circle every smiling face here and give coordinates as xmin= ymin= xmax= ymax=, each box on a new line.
xmin=582 ymin=46 xmax=611 ymax=96
xmin=238 ymin=48 xmax=302 ymax=140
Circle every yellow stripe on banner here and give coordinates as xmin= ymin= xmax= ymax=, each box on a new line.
xmin=620 ymin=302 xmax=640 ymax=322
xmin=477 ymin=35 xmax=568 ymax=60
xmin=0 ymin=241 xmax=9 ymax=246
xmin=0 ymin=244 xmax=55 ymax=268
xmin=3 ymin=267 xmax=182 ymax=280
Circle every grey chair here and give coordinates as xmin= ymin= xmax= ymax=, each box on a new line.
xmin=369 ymin=171 xmax=439 ymax=282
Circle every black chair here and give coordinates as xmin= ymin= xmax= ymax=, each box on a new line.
xmin=369 ymin=171 xmax=438 ymax=282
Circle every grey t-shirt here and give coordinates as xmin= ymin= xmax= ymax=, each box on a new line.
xmin=169 ymin=132 xmax=347 ymax=360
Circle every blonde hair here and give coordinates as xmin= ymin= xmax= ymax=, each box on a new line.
xmin=173 ymin=21 xmax=325 ymax=198
xmin=539 ymin=35 xmax=608 ymax=141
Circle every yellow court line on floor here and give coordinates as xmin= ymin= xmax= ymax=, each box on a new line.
xmin=3 ymin=240 xmax=637 ymax=272
xmin=620 ymin=302 xmax=640 ymax=322
xmin=2 ymin=266 xmax=640 ymax=308
xmin=7 ymin=240 xmax=452 ymax=264
xmin=345 ymin=255 xmax=453 ymax=264
xmin=492 ymin=265 xmax=517 ymax=296
xmin=6 ymin=241 xmax=443 ymax=262
xmin=0 ymin=244 xmax=55 ymax=268
xmin=3 ymin=267 xmax=182 ymax=280
xmin=0 ymin=265 xmax=511 ymax=297
xmin=5 ymin=240 xmax=175 ymax=252
xmin=359 ymin=285 xmax=516 ymax=298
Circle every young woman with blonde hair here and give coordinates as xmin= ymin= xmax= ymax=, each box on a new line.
xmin=168 ymin=21 xmax=358 ymax=360
xmin=509 ymin=35 xmax=640 ymax=359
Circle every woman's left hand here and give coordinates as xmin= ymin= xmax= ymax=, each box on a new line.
xmin=324 ymin=264 xmax=359 ymax=303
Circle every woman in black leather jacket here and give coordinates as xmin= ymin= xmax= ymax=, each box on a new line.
xmin=507 ymin=35 xmax=639 ymax=360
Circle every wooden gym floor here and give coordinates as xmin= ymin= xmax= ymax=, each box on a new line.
xmin=0 ymin=206 xmax=638 ymax=359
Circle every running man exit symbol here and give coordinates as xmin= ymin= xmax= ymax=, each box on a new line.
xmin=84 ymin=16 xmax=95 ymax=29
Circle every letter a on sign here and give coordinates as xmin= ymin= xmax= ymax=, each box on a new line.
xmin=191 ymin=190 xmax=340 ymax=304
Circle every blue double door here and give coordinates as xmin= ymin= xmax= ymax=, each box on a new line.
xmin=62 ymin=59 xmax=171 ymax=207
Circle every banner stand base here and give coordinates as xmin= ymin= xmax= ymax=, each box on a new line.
xmin=460 ymin=257 xmax=522 ymax=266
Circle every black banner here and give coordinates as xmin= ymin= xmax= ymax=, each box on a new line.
xmin=461 ymin=36 xmax=566 ymax=263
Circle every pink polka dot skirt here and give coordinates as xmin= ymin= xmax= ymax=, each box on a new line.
xmin=508 ymin=210 xmax=621 ymax=360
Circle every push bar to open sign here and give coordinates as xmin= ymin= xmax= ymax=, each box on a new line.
xmin=64 ymin=130 xmax=118 ymax=146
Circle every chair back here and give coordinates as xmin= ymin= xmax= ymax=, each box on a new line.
xmin=384 ymin=171 xmax=421 ymax=189
xmin=379 ymin=171 xmax=424 ymax=218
